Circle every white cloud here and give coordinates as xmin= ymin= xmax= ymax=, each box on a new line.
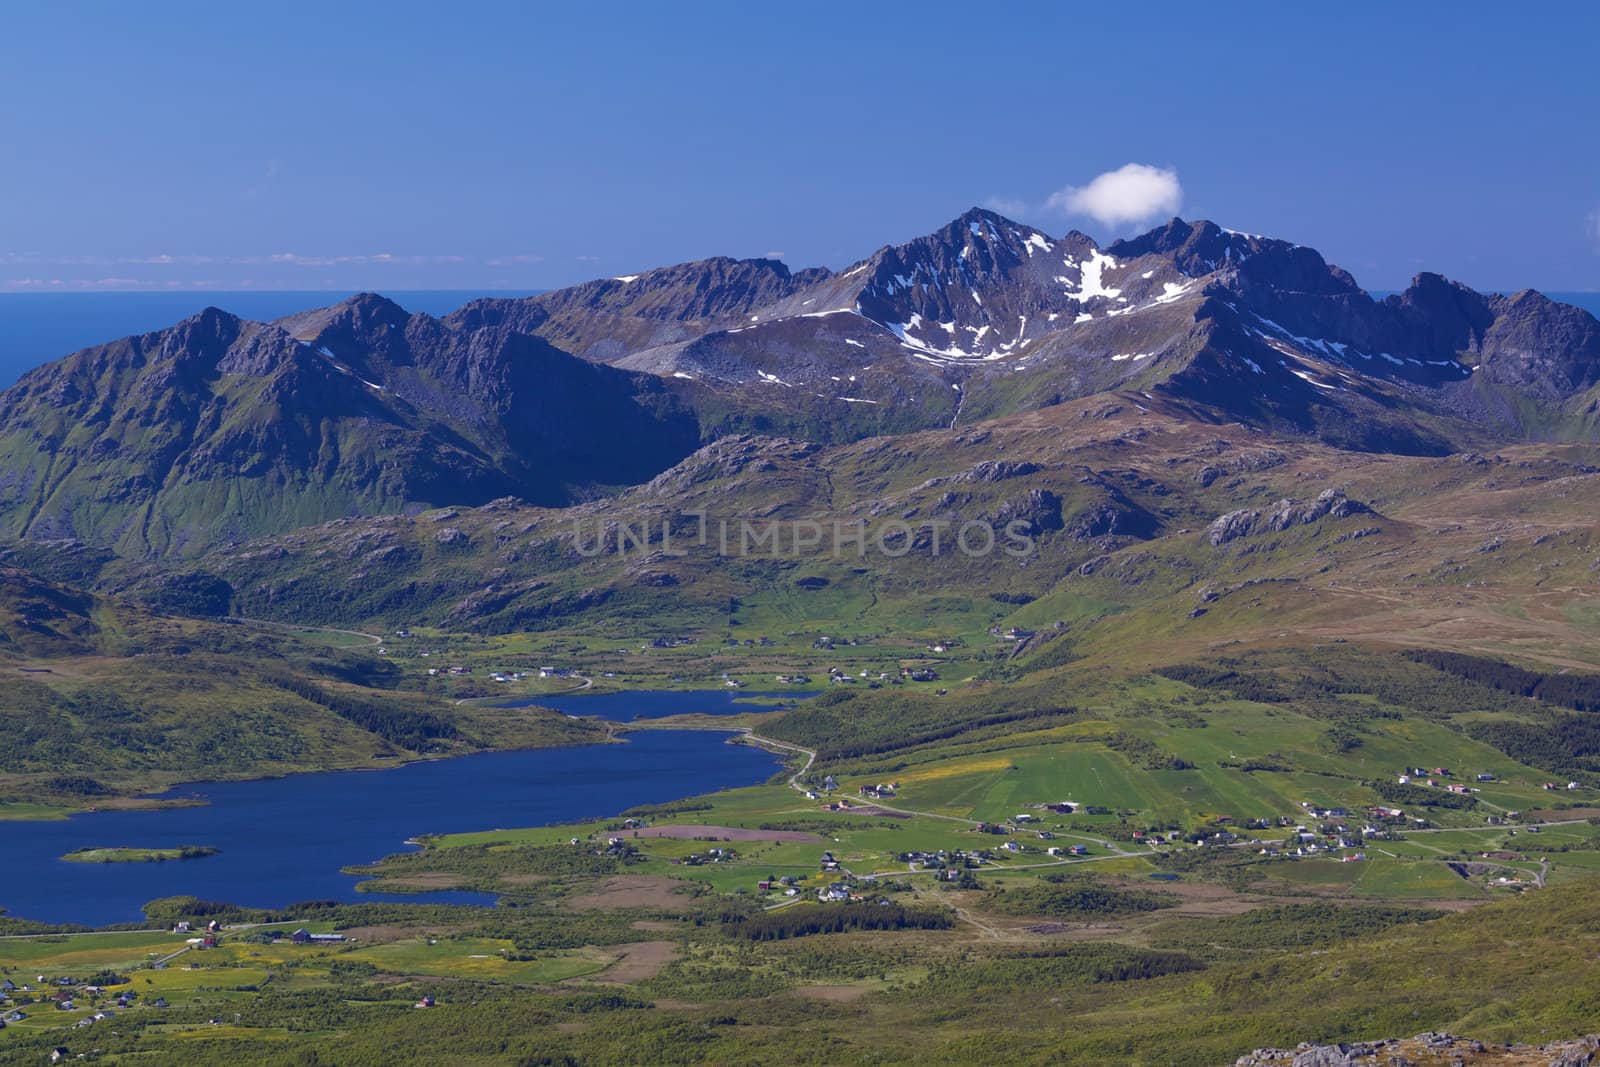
xmin=763 ymin=250 xmax=785 ymax=260
xmin=1046 ymin=164 xmax=1183 ymax=228
xmin=2 ymin=276 xmax=147 ymax=290
xmin=2 ymin=251 xmax=467 ymax=268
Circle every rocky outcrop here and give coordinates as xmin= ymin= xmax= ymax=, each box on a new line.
xmin=1208 ymin=489 xmax=1373 ymax=546
xmin=987 ymin=489 xmax=1064 ymax=535
xmin=1234 ymin=1032 xmax=1600 ymax=1067
xmin=1208 ymin=508 xmax=1263 ymax=546
xmin=955 ymin=461 xmax=1042 ymax=484
xmin=1196 ymin=449 xmax=1289 ymax=487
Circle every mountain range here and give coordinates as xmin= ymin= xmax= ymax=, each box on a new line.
xmin=9 ymin=209 xmax=1600 ymax=1065
xmin=2 ymin=208 xmax=1598 ymax=564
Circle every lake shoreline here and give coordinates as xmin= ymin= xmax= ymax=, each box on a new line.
xmin=0 ymin=724 xmax=624 ymax=824
xmin=0 ymin=713 xmax=786 ymax=927
xmin=2 ymin=688 xmax=804 ymax=824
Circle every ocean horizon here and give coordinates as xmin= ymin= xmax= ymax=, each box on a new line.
xmin=0 ymin=289 xmax=543 ymax=388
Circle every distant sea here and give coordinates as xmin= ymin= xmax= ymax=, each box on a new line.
xmin=0 ymin=289 xmax=1595 ymax=391
xmin=0 ymin=290 xmax=540 ymax=389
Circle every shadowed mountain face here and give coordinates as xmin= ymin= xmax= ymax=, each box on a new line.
xmin=2 ymin=211 xmax=1598 ymax=559
xmin=449 ymin=210 xmax=1600 ymax=451
xmin=0 ymin=297 xmax=707 ymax=555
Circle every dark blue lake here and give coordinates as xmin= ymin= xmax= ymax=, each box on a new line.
xmin=2 ymin=725 xmax=781 ymax=927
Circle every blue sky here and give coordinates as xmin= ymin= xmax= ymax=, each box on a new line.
xmin=2 ymin=2 xmax=1596 ymax=293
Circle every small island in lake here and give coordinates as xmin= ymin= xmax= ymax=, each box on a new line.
xmin=61 ymin=845 xmax=221 ymax=864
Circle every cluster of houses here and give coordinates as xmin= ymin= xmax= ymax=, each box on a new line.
xmin=818 ymin=666 xmax=937 ymax=687
xmin=650 ymin=636 xmax=696 ymax=649
xmin=757 ymin=873 xmax=899 ymax=905
xmin=793 ymin=766 xmax=1566 ymax=886
xmin=774 ymin=673 xmax=811 ymax=685
xmin=422 ymin=665 xmax=585 ymax=682
xmin=756 ymin=875 xmax=804 ymax=897
xmin=1 ymin=973 xmax=158 ymax=1028
xmin=0 ymin=922 xmax=371 ymax=1042
xmin=1041 ymin=802 xmax=1116 ymax=818
xmin=811 ymin=636 xmax=863 ymax=649
xmin=172 ymin=920 xmax=347 ymax=947
xmin=823 ymin=883 xmax=893 ymax=904
xmin=1227 ymin=802 xmax=1449 ymax=859
xmin=752 ymin=871 xmax=885 ymax=903
xmin=1397 ymin=768 xmax=1479 ymax=795
xmin=288 ymin=929 xmax=348 ymax=945
xmin=670 ymin=846 xmax=737 ymax=867
xmin=1397 ymin=766 xmax=1589 ymax=797
xmin=1019 ymin=801 xmax=1407 ymax=860
xmin=900 ymin=848 xmax=989 ymax=873
xmin=961 ymin=813 xmax=1100 ymax=858
xmin=599 ymin=837 xmax=641 ymax=859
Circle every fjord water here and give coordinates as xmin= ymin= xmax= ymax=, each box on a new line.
xmin=3 ymin=723 xmax=781 ymax=927
xmin=0 ymin=290 xmax=538 ymax=388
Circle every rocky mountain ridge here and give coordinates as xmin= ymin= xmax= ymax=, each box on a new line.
xmin=0 ymin=299 xmax=706 ymax=554
xmin=454 ymin=210 xmax=1600 ymax=453
xmin=2 ymin=209 xmax=1598 ymax=559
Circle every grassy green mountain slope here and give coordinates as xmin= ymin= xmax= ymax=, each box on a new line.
xmin=0 ymin=568 xmax=599 ymax=813
xmin=0 ymin=300 xmax=708 ymax=557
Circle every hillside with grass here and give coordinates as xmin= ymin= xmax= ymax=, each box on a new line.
xmin=0 ymin=568 xmax=602 ymax=816
xmin=6 ymin=209 xmax=1600 ymax=1061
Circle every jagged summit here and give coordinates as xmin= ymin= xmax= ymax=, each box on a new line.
xmin=274 ymin=291 xmax=413 ymax=345
xmin=0 ymin=289 xmax=707 ymax=555
xmin=4 ymin=207 xmax=1600 ymax=558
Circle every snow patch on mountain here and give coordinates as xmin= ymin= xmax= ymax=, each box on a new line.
xmin=1289 ymin=367 xmax=1339 ymax=391
xmin=306 ymin=343 xmax=386 ymax=391
xmin=1063 ymin=250 xmax=1122 ymax=302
